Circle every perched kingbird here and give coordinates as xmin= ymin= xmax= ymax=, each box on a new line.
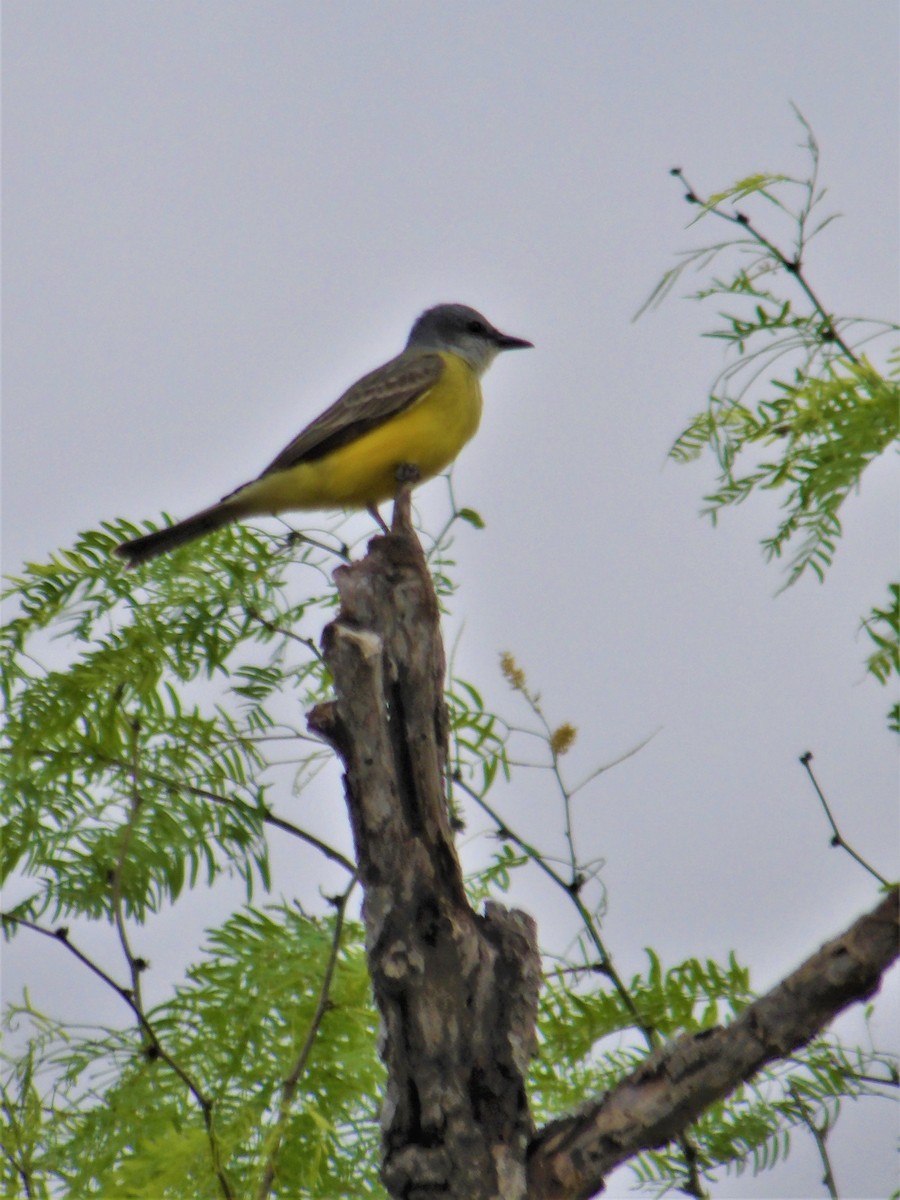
xmin=114 ymin=303 xmax=532 ymax=566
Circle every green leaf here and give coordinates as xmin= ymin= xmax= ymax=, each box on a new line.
xmin=457 ymin=507 xmax=486 ymax=530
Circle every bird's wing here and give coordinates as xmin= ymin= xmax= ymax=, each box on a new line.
xmin=258 ymin=351 xmax=445 ymax=477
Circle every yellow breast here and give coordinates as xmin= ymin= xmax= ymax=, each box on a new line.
xmin=237 ymin=352 xmax=483 ymax=514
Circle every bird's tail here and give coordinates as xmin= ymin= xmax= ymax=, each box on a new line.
xmin=115 ymin=501 xmax=240 ymax=567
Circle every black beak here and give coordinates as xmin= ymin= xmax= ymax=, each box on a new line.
xmin=493 ymin=330 xmax=533 ymax=350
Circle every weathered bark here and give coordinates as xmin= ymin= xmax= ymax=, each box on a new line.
xmin=527 ymin=887 xmax=899 ymax=1200
xmin=308 ymin=493 xmax=542 ymax=1200
xmin=308 ymin=496 xmax=898 ymax=1200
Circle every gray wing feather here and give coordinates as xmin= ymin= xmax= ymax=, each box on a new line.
xmin=259 ymin=352 xmax=444 ymax=476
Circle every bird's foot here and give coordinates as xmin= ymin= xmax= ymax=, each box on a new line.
xmin=394 ymin=462 xmax=421 ymax=486
xmin=391 ymin=463 xmax=420 ymax=534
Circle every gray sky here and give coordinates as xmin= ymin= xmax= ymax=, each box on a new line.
xmin=4 ymin=4 xmax=898 ymax=1196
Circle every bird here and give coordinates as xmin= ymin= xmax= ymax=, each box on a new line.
xmin=114 ymin=303 xmax=532 ymax=567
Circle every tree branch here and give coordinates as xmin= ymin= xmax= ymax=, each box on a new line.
xmin=527 ymin=888 xmax=899 ymax=1200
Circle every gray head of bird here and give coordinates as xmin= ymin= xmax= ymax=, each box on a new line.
xmin=406 ymin=303 xmax=533 ymax=375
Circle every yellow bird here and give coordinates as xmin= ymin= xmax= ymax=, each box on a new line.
xmin=115 ymin=303 xmax=532 ymax=566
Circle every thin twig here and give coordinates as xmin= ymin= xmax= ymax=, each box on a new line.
xmin=109 ymin=714 xmax=236 ymax=1200
xmin=464 ymin=654 xmax=710 ymax=1195
xmin=56 ymin=748 xmax=356 ymax=874
xmin=1 ymin=908 xmax=234 ymax=1195
xmin=0 ymin=1090 xmax=35 ymax=1199
xmin=799 ymin=752 xmax=891 ymax=887
xmin=501 ymin=677 xmax=581 ymax=883
xmin=788 ymin=1084 xmax=839 ymax=1200
xmin=256 ymin=876 xmax=358 ymax=1200
xmin=853 ymin=1072 xmax=899 ymax=1089
xmin=569 ymin=729 xmax=661 ymax=797
xmin=246 ymin=607 xmax=325 ymax=662
xmin=424 ymin=474 xmax=468 ymax=565
xmin=1 ymin=913 xmax=132 ymax=1004
xmin=457 ymin=776 xmax=710 ymax=1195
xmin=110 ymin=720 xmax=146 ymax=1021
xmin=670 ymin=168 xmax=858 ymax=364
xmin=280 ymin=528 xmax=352 ymax=564
xmin=455 ymin=776 xmax=652 ymax=1041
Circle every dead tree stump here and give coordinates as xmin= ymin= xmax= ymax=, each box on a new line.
xmin=309 ymin=495 xmax=541 ymax=1200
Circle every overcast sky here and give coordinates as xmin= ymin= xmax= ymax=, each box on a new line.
xmin=4 ymin=4 xmax=898 ymax=1197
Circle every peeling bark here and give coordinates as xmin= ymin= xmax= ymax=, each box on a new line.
xmin=527 ymin=888 xmax=899 ymax=1200
xmin=308 ymin=494 xmax=541 ymax=1200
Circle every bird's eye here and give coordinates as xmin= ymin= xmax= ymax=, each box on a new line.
xmin=467 ymin=319 xmax=487 ymax=335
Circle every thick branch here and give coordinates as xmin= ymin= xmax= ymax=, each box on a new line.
xmin=527 ymin=888 xmax=899 ymax=1200
xmin=308 ymin=494 xmax=541 ymax=1200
